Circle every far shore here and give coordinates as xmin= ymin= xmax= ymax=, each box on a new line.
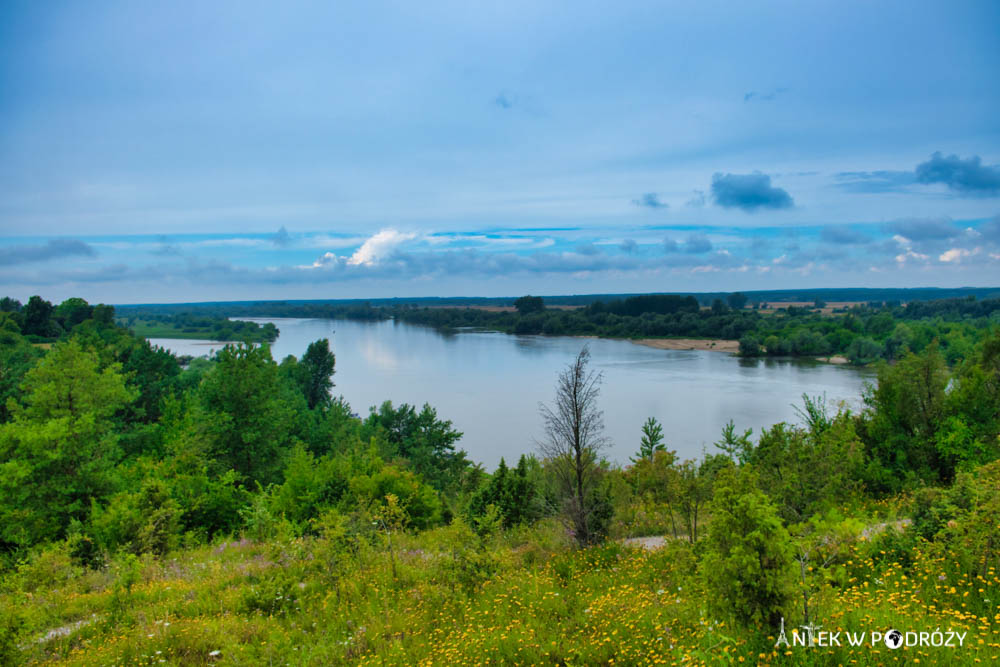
xmin=630 ymin=338 xmax=740 ymax=352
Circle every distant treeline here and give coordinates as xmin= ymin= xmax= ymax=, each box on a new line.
xmin=388 ymin=294 xmax=1000 ymax=365
xmin=119 ymin=311 xmax=279 ymax=343
xmin=113 ymin=292 xmax=1000 ymax=365
xmin=112 ymin=286 xmax=1000 ymax=314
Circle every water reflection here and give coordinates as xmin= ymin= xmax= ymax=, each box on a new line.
xmin=152 ymin=318 xmax=873 ymax=469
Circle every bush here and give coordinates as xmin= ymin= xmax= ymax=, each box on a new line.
xmin=701 ymin=467 xmax=794 ymax=628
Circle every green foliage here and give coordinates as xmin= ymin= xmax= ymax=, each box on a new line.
xmin=363 ymin=401 xmax=469 ymax=492
xmin=631 ymin=417 xmax=665 ymax=463
xmin=0 ymin=603 xmax=22 ymax=667
xmin=860 ymin=343 xmax=950 ymax=490
xmin=196 ymin=343 xmax=298 ymax=485
xmin=513 ymin=295 xmax=545 ymax=314
xmin=747 ymin=413 xmax=863 ymax=522
xmin=701 ymin=467 xmax=795 ymax=628
xmin=846 ymin=335 xmax=882 ymax=364
xmin=90 ymin=478 xmax=182 ymax=556
xmin=467 ymin=455 xmax=541 ymax=530
xmin=299 ymin=338 xmax=336 ymax=409
xmin=0 ymin=340 xmax=136 ymax=548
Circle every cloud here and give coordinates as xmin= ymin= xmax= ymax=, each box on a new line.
xmin=0 ymin=239 xmax=96 ymax=266
xmin=882 ymin=217 xmax=959 ymax=241
xmin=891 ymin=235 xmax=929 ymax=265
xmin=306 ymin=228 xmax=419 ymax=269
xmin=820 ymin=225 xmax=871 ymax=245
xmin=632 ymin=193 xmax=668 ymax=209
xmin=684 ymin=234 xmax=713 ymax=254
xmin=976 ymin=215 xmax=1000 ymax=242
xmin=685 ymin=190 xmax=706 ymax=208
xmin=151 ymin=236 xmax=182 ymax=256
xmin=939 ymin=247 xmax=979 ymax=263
xmin=348 ymin=229 xmax=417 ymax=266
xmin=663 ymin=238 xmax=679 ymax=253
xmin=494 ymin=93 xmax=513 ymax=110
xmin=711 ymin=172 xmax=793 ymax=211
xmin=833 ymin=170 xmax=917 ymax=194
xmin=743 ymin=87 xmax=788 ymax=103
xmin=915 ymin=152 xmax=1000 ymax=195
xmin=271 ymin=226 xmax=291 ymax=246
xmin=618 ymin=239 xmax=638 ymax=253
xmin=575 ymin=243 xmax=601 ymax=256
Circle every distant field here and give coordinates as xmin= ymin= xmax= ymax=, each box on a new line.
xmin=758 ymin=301 xmax=865 ymax=315
xmin=426 ymin=304 xmax=584 ymax=312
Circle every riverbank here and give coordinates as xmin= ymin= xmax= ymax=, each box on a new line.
xmin=630 ymin=337 xmax=740 ymax=352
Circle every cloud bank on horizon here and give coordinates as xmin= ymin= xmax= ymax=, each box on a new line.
xmin=0 ymin=0 xmax=998 ymax=302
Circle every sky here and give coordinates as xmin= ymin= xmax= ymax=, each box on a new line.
xmin=1 ymin=0 xmax=999 ymax=304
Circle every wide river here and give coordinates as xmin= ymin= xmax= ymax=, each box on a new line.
xmin=151 ymin=318 xmax=874 ymax=469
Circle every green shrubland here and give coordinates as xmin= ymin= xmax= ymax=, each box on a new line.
xmin=0 ymin=294 xmax=998 ymax=665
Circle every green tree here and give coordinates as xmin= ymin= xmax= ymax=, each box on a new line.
xmin=0 ymin=340 xmax=136 ymax=548
xmin=514 ymin=295 xmax=545 ymax=315
xmin=363 ymin=401 xmax=468 ymax=492
xmin=727 ymin=292 xmax=748 ymax=310
xmin=702 ymin=467 xmax=795 ymax=629
xmin=53 ymin=297 xmax=94 ymax=330
xmin=467 ymin=455 xmax=540 ymax=530
xmin=628 ymin=448 xmax=680 ymax=538
xmin=861 ymin=343 xmax=949 ymax=489
xmin=22 ymin=295 xmax=55 ymax=338
xmin=747 ymin=414 xmax=863 ymax=523
xmin=299 ymin=338 xmax=336 ymax=409
xmin=714 ymin=420 xmax=753 ymax=463
xmin=631 ymin=417 xmax=665 ymax=463
xmin=196 ymin=343 xmax=297 ymax=485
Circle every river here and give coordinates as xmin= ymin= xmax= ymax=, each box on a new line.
xmin=150 ymin=317 xmax=874 ymax=468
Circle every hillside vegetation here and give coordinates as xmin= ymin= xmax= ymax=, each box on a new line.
xmin=0 ymin=294 xmax=998 ymax=665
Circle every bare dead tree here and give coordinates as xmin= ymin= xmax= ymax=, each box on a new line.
xmin=537 ymin=345 xmax=609 ymax=546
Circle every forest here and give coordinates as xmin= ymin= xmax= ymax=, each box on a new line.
xmin=115 ymin=292 xmax=1000 ymax=366
xmin=0 ymin=294 xmax=998 ymax=664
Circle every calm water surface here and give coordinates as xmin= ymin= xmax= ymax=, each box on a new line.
xmin=151 ymin=318 xmax=874 ymax=468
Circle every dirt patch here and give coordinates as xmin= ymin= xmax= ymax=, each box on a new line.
xmin=816 ymin=355 xmax=850 ymax=364
xmin=622 ymin=536 xmax=669 ymax=550
xmin=631 ymin=338 xmax=740 ymax=353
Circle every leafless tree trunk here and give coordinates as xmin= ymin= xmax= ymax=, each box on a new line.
xmin=537 ymin=346 xmax=608 ymax=546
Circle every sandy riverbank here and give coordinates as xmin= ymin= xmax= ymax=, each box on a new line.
xmin=630 ymin=338 xmax=740 ymax=352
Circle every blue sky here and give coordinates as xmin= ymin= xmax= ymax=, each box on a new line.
xmin=1 ymin=0 xmax=999 ymax=303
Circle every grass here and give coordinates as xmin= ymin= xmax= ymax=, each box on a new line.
xmin=3 ymin=515 xmax=997 ymax=666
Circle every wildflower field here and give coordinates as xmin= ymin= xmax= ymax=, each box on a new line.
xmin=3 ymin=511 xmax=997 ymax=666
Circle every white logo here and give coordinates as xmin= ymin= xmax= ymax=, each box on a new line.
xmin=885 ymin=629 xmax=903 ymax=649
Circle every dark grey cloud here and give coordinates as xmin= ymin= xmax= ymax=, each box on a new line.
xmin=820 ymin=225 xmax=871 ymax=245
xmin=632 ymin=192 xmax=668 ymax=209
xmin=663 ymin=238 xmax=679 ymax=253
xmin=882 ymin=217 xmax=960 ymax=241
xmin=0 ymin=239 xmax=96 ymax=266
xmin=711 ymin=172 xmax=793 ymax=212
xmin=271 ymin=226 xmax=292 ymax=246
xmin=619 ymin=238 xmax=638 ymax=253
xmin=915 ymin=152 xmax=1000 ymax=195
xmin=833 ymin=170 xmax=916 ymax=194
xmin=684 ymin=234 xmax=713 ymax=254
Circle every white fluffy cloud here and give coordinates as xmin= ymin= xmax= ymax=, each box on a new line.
xmin=347 ymin=229 xmax=417 ymax=266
